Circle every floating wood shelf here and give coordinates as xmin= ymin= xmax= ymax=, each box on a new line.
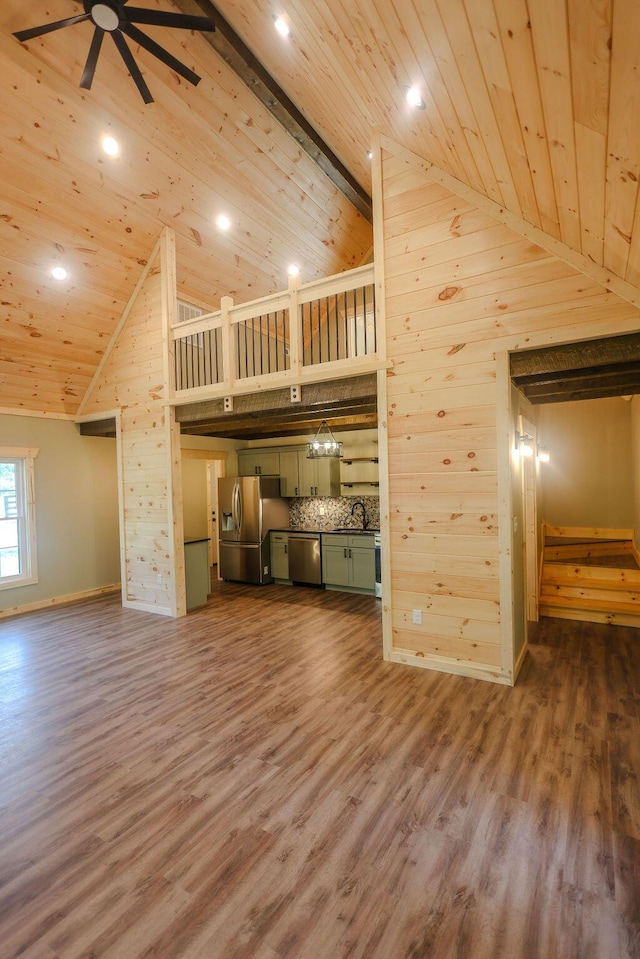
xmin=341 ymin=481 xmax=380 ymax=488
xmin=341 ymin=457 xmax=379 ymax=464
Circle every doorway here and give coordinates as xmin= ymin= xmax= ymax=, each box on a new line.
xmin=509 ymin=335 xmax=640 ymax=639
xmin=207 ymin=459 xmax=225 ymax=569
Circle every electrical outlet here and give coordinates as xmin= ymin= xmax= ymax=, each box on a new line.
xmin=224 ymin=396 xmax=233 ymax=412
xmin=156 ymin=573 xmax=162 ymax=585
xmin=319 ymin=506 xmax=325 ymax=515
xmin=412 ymin=609 xmax=422 ymax=625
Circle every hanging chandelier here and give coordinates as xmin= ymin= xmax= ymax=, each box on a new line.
xmin=306 ymin=420 xmax=344 ymax=459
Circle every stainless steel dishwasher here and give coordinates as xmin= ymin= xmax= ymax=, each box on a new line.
xmin=287 ymin=532 xmax=322 ymax=585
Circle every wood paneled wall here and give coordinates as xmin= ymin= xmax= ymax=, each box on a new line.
xmin=81 ymin=232 xmax=184 ymax=616
xmin=379 ymin=138 xmax=640 ymax=684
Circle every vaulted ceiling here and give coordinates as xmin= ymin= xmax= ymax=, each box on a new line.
xmin=2 ymin=0 xmax=638 ymax=418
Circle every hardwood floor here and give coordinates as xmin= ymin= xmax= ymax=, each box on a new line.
xmin=0 ymin=585 xmax=639 ymax=958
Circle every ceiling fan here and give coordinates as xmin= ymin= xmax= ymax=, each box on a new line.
xmin=13 ymin=1 xmax=216 ymax=104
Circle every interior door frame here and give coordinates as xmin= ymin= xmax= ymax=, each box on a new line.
xmin=206 ymin=459 xmax=225 ymax=568
xmin=520 ymin=414 xmax=539 ymax=624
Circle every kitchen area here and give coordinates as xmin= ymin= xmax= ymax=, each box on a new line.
xmin=213 ymin=426 xmax=381 ymax=601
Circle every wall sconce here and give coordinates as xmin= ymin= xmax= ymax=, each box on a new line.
xmin=516 ymin=431 xmax=534 ymax=457
xmin=538 ymin=447 xmax=550 ymax=464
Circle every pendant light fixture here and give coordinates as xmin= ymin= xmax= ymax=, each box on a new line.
xmin=306 ymin=420 xmax=343 ymax=459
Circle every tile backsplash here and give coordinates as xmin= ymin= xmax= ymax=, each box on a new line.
xmin=289 ymin=495 xmax=380 ymax=531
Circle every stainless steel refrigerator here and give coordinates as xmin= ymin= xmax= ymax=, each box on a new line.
xmin=218 ymin=476 xmax=290 ymax=584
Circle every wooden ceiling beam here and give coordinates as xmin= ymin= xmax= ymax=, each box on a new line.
xmin=78 ymin=418 xmax=117 ymax=438
xmin=181 ymin=411 xmax=377 ymax=440
xmin=510 ymin=332 xmax=640 ymax=378
xmin=175 ymin=375 xmax=378 ymax=438
xmin=175 ymin=375 xmax=377 ymax=421
xmin=525 ymin=385 xmax=638 ymax=405
xmin=512 ymin=359 xmax=640 ymax=388
xmin=173 ymin=0 xmax=372 ymax=221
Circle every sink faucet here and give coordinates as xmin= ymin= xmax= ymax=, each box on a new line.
xmin=350 ymin=500 xmax=368 ymax=529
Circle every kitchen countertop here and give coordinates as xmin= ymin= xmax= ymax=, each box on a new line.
xmin=271 ymin=528 xmax=379 ymax=534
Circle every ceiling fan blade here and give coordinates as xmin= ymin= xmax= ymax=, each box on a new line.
xmin=79 ymin=27 xmax=105 ymax=91
xmin=111 ymin=30 xmax=154 ymax=104
xmin=14 ymin=13 xmax=91 ymax=42
xmin=124 ymin=8 xmax=215 ymax=32
xmin=121 ymin=23 xmax=201 ymax=86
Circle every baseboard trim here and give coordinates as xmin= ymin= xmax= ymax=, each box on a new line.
xmin=391 ymin=648 xmax=512 ymax=686
xmin=0 ymin=584 xmax=121 ymax=620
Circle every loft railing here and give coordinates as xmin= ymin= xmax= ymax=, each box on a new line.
xmin=171 ymin=263 xmax=377 ymax=400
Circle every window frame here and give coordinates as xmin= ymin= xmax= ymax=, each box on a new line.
xmin=0 ymin=447 xmax=39 ymax=590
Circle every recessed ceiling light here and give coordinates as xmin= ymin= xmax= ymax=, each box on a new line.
xmin=101 ymin=135 xmax=120 ymax=157
xmin=287 ymin=264 xmax=300 ymax=277
xmin=405 ymin=86 xmax=426 ymax=109
xmin=216 ymin=213 xmax=231 ymax=231
xmin=274 ymin=17 xmax=290 ymax=37
xmin=51 ymin=266 xmax=69 ymax=281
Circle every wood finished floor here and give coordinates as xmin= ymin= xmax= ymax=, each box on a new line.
xmin=0 ymin=584 xmax=639 ymax=959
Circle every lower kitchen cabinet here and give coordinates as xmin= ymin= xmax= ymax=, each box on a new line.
xmin=270 ymin=531 xmax=290 ymax=581
xmin=321 ymin=533 xmax=376 ymax=594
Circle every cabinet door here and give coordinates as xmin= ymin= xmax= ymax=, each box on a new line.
xmin=238 ymin=450 xmax=280 ymax=476
xmin=349 ymin=546 xmax=376 ymax=590
xmin=271 ymin=539 xmax=289 ymax=580
xmin=315 ymin=457 xmax=340 ymax=496
xmin=297 ymin=451 xmax=317 ymax=496
xmin=322 ymin=544 xmax=350 ymax=586
xmin=279 ymin=450 xmax=299 ymax=496
xmin=237 ymin=451 xmax=255 ymax=476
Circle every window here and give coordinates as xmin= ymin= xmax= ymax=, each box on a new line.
xmin=0 ymin=448 xmax=38 ymax=589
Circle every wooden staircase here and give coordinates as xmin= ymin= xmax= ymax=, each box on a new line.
xmin=539 ymin=524 xmax=640 ymax=627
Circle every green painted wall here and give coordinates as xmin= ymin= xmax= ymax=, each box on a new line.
xmin=0 ymin=415 xmax=120 ymax=612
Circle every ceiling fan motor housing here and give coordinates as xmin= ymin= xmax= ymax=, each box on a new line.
xmin=85 ymin=2 xmax=121 ymax=32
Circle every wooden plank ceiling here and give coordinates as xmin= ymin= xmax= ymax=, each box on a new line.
xmin=2 ymin=0 xmax=640 ymax=420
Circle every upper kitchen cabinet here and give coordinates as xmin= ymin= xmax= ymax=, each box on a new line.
xmin=237 ymin=450 xmax=281 ymax=476
xmin=280 ymin=448 xmax=340 ymax=497
xmin=299 ymin=453 xmax=340 ymax=497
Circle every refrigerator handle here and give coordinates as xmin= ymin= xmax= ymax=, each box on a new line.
xmin=231 ymin=481 xmax=238 ymax=533
xmin=234 ymin=482 xmax=242 ymax=533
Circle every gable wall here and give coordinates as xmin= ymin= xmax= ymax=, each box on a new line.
xmin=379 ymin=142 xmax=640 ymax=683
xmin=81 ymin=236 xmax=184 ymax=616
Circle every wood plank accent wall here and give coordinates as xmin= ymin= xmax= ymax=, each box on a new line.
xmin=379 ymin=139 xmax=640 ymax=684
xmin=81 ymin=231 xmax=185 ymax=617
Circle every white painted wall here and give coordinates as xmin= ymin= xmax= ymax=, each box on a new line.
xmin=0 ymin=414 xmax=120 ymax=612
xmin=180 ymin=436 xmax=240 ymax=542
xmin=536 ymin=397 xmax=633 ymax=528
